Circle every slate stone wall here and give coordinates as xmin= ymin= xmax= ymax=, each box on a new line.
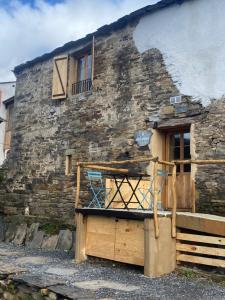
xmin=0 ymin=22 xmax=225 ymax=221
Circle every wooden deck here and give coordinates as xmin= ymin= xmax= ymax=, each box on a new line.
xmin=176 ymin=212 xmax=225 ymax=237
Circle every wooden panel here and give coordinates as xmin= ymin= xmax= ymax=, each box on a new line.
xmin=176 ymin=213 xmax=225 ymax=237
xmin=177 ymin=232 xmax=225 ymax=245
xmin=114 ymin=219 xmax=144 ymax=266
xmin=176 ymin=243 xmax=225 ymax=257
xmin=167 ymin=174 xmax=191 ymax=209
xmin=106 ymin=178 xmax=151 ymax=209
xmin=177 ymin=254 xmax=225 ymax=268
xmin=52 ymin=55 xmax=68 ymax=99
xmin=86 ymin=216 xmax=116 ymax=260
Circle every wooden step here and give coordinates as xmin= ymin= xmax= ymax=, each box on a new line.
xmin=176 ymin=212 xmax=225 ymax=237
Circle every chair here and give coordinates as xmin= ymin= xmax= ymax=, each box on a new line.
xmin=138 ymin=169 xmax=168 ymax=210
xmin=87 ymin=171 xmax=111 ymax=208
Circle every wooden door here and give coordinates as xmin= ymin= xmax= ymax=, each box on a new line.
xmin=164 ymin=130 xmax=192 ymax=210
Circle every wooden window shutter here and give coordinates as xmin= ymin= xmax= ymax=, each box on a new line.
xmin=52 ymin=55 xmax=68 ymax=99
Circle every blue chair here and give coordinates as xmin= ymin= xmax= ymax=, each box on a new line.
xmin=87 ymin=171 xmax=111 ymax=208
xmin=138 ymin=169 xmax=168 ymax=210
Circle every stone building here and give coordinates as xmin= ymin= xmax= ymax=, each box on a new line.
xmin=0 ymin=82 xmax=15 ymax=165
xmin=1 ymin=0 xmax=225 ymax=223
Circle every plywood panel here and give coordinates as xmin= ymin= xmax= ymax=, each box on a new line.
xmin=167 ymin=174 xmax=192 ymax=209
xmin=114 ymin=219 xmax=144 ymax=266
xmin=106 ymin=178 xmax=152 ymax=209
xmin=86 ymin=216 xmax=116 ymax=260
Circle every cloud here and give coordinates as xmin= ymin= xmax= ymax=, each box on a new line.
xmin=0 ymin=0 xmax=158 ymax=81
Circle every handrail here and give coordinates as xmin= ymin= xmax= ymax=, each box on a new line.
xmin=173 ymin=159 xmax=225 ymax=164
xmin=78 ymin=156 xmax=159 ymax=166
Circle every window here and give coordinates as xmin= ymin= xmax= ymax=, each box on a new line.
xmin=72 ymin=52 xmax=93 ymax=95
xmin=169 ymin=131 xmax=191 ymax=173
xmin=65 ymin=155 xmax=72 ymax=175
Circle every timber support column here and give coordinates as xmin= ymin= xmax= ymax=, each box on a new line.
xmin=144 ymin=217 xmax=176 ymax=278
xmin=75 ymin=212 xmax=87 ymax=263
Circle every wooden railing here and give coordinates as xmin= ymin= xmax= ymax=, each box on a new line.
xmin=72 ymin=79 xmax=92 ymax=95
xmin=75 ymin=157 xmax=177 ymax=239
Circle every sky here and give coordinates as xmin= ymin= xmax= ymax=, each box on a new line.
xmin=0 ymin=0 xmax=158 ymax=82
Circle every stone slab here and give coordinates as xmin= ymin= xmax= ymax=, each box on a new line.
xmin=16 ymin=256 xmax=50 ymax=265
xmin=42 ymin=235 xmax=58 ymax=250
xmin=56 ymin=229 xmax=73 ymax=251
xmin=73 ymin=280 xmax=139 ymax=292
xmin=13 ymin=223 xmax=27 ymax=245
xmin=49 ymin=284 xmax=96 ymax=299
xmin=25 ymin=223 xmax=40 ymax=246
xmin=5 ymin=223 xmax=16 ymax=243
xmin=0 ymin=262 xmax=27 ymax=275
xmin=28 ymin=230 xmax=44 ymax=249
xmin=45 ymin=267 xmax=77 ymax=276
xmin=13 ymin=274 xmax=65 ymax=288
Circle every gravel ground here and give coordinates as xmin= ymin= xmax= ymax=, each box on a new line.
xmin=0 ymin=242 xmax=225 ymax=300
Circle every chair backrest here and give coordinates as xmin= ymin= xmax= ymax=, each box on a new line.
xmin=87 ymin=171 xmax=103 ymax=183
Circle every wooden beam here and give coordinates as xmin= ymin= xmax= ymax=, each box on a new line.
xmin=176 ymin=243 xmax=225 ymax=257
xmin=177 ymin=254 xmax=225 ymax=268
xmin=176 ymin=232 xmax=225 ymax=246
xmin=174 ymin=159 xmax=225 ymax=165
xmin=84 ymin=165 xmax=129 ymax=173
xmin=153 ymin=161 xmax=159 ymax=238
xmin=176 ymin=212 xmax=225 ymax=237
xmin=75 ymin=165 xmax=81 ymax=209
xmin=171 ymin=164 xmax=177 ymax=238
xmin=158 ymin=160 xmax=175 ymax=167
xmin=78 ymin=157 xmax=158 ymax=166
xmin=75 ymin=213 xmax=87 ymax=263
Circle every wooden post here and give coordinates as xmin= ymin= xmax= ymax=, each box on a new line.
xmin=191 ymin=178 xmax=196 ymax=213
xmin=144 ymin=217 xmax=176 ymax=277
xmin=75 ymin=213 xmax=87 ymax=263
xmin=153 ymin=161 xmax=159 ymax=238
xmin=75 ymin=164 xmax=81 ymax=227
xmin=171 ymin=164 xmax=177 ymax=238
xmin=75 ymin=164 xmax=81 ymax=209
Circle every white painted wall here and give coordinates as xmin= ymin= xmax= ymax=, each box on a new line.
xmin=0 ymin=82 xmax=16 ymax=165
xmin=133 ymin=0 xmax=225 ymax=106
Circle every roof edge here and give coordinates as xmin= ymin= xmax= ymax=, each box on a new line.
xmin=14 ymin=0 xmax=190 ymax=75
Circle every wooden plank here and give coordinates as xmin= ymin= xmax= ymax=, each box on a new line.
xmin=86 ymin=216 xmax=116 ymax=261
xmin=78 ymin=157 xmax=158 ymax=166
xmin=144 ymin=218 xmax=176 ymax=278
xmin=84 ymin=165 xmax=129 ymax=173
xmin=114 ymin=219 xmax=144 ymax=266
xmin=174 ymin=159 xmax=225 ymax=165
xmin=176 ymin=213 xmax=225 ymax=237
xmin=176 ymin=243 xmax=225 ymax=257
xmin=75 ymin=213 xmax=87 ymax=263
xmin=177 ymin=254 xmax=225 ymax=268
xmin=177 ymin=233 xmax=225 ymax=246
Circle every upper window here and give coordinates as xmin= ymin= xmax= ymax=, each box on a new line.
xmin=72 ymin=52 xmax=92 ymax=95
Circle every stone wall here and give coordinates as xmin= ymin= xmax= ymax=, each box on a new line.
xmin=1 ymin=17 xmax=225 ymax=221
